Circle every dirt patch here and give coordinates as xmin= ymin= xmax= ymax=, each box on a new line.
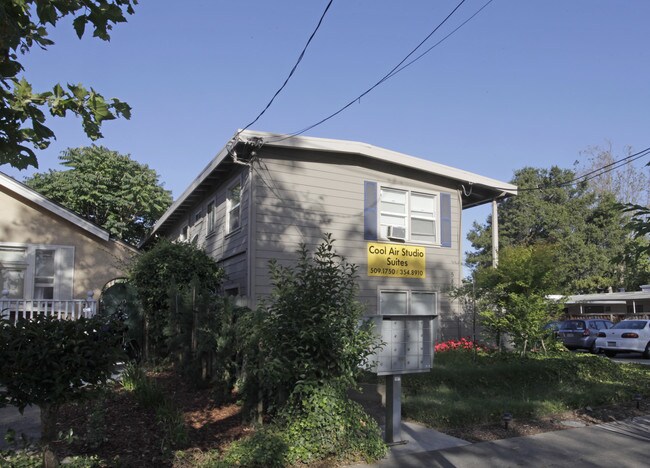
xmin=53 ymin=371 xmax=251 ymax=467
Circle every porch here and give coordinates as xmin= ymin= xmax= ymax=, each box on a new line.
xmin=0 ymin=290 xmax=97 ymax=324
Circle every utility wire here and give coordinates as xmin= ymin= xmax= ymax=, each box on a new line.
xmin=236 ymin=0 xmax=334 ymax=138
xmin=266 ymin=0 xmax=484 ymax=142
xmin=385 ymin=0 xmax=494 ymax=80
xmin=495 ymin=147 xmax=650 ymax=194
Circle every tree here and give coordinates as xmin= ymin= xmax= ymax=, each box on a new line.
xmin=128 ymin=239 xmax=224 ymax=361
xmin=474 ymin=244 xmax=564 ymax=353
xmin=25 ymin=146 xmax=172 ymax=245
xmin=1 ymin=0 xmax=137 ymax=170
xmin=467 ymin=166 xmax=643 ymax=293
xmin=575 ymin=143 xmax=649 ymax=206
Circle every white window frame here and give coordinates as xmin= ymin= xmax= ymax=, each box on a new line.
xmin=379 ymin=186 xmax=439 ymax=245
xmin=206 ymin=200 xmax=216 ymax=234
xmin=379 ymin=290 xmax=438 ymax=316
xmin=226 ymin=180 xmax=242 ymax=234
xmin=0 ymin=243 xmax=74 ymax=300
xmin=179 ymin=225 xmax=189 ymax=242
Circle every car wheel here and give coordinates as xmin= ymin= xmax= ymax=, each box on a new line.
xmin=643 ymin=343 xmax=650 ymax=360
xmin=604 ymin=350 xmax=617 ymax=358
xmin=590 ymin=342 xmax=600 ymax=354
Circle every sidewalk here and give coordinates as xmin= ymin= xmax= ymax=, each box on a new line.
xmin=0 ymin=405 xmax=41 ymax=450
xmin=351 ymin=416 xmax=650 ymax=467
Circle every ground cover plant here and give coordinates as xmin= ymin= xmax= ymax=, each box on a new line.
xmin=401 ymin=342 xmax=650 ymax=439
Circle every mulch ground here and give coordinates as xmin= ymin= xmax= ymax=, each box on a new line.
xmin=54 ymin=371 xmax=252 ymax=467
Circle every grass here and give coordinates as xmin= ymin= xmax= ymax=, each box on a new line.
xmin=399 ymin=349 xmax=650 ymax=429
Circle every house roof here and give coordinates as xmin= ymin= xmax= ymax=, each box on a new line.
xmin=564 ymin=290 xmax=650 ymax=304
xmin=148 ymin=130 xmax=518 ymax=242
xmin=0 ymin=171 xmax=111 ymax=241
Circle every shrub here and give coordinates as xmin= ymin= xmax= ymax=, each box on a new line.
xmin=241 ymin=235 xmax=380 ymax=414
xmin=128 ymin=239 xmax=224 ymax=362
xmin=0 ymin=314 xmax=125 ymax=461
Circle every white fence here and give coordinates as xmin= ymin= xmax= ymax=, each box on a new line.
xmin=0 ymin=291 xmax=97 ymax=324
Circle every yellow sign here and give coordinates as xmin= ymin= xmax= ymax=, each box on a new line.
xmin=367 ymin=243 xmax=426 ymax=278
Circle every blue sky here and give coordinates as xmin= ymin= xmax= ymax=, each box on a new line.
xmin=3 ymin=0 xmax=650 ymax=259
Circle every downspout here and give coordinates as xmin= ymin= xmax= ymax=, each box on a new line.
xmin=492 ymin=199 xmax=499 ymax=268
xmin=246 ymin=161 xmax=254 ymax=308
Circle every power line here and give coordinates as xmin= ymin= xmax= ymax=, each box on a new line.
xmin=496 ymin=147 xmax=650 ymax=194
xmin=236 ymin=0 xmax=334 ymax=138
xmin=266 ymin=0 xmax=490 ymax=142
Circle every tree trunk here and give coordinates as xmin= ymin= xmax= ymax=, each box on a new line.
xmin=40 ymin=403 xmax=59 ymax=468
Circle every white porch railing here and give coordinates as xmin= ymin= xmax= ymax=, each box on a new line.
xmin=0 ymin=290 xmax=97 ymax=325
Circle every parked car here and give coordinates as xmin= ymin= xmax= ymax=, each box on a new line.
xmin=595 ymin=319 xmax=650 ymax=359
xmin=557 ymin=319 xmax=613 ymax=353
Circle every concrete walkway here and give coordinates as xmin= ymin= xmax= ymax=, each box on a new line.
xmin=0 ymin=405 xmax=41 ymax=450
xmin=351 ymin=416 xmax=650 ymax=467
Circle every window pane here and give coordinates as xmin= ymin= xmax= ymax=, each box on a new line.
xmin=380 ymin=291 xmax=408 ymax=315
xmin=381 ymin=215 xmax=406 ymax=228
xmin=381 ymin=189 xmax=406 ymax=214
xmin=411 ymin=233 xmax=436 ymax=243
xmin=412 ymin=218 xmax=435 ymax=234
xmin=0 ymin=247 xmax=27 ymax=263
xmin=34 ymin=286 xmax=54 ymax=300
xmin=207 ymin=202 xmax=215 ymax=232
xmin=1 ymin=268 xmax=24 ymax=298
xmin=412 ymin=292 xmax=436 ymax=315
xmin=35 ymin=250 xmax=55 ymax=277
xmin=411 ymin=193 xmax=435 ymax=213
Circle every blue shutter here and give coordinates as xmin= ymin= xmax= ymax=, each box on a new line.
xmin=440 ymin=192 xmax=452 ymax=248
xmin=364 ymin=181 xmax=378 ymax=240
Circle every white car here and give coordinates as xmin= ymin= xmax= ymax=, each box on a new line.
xmin=595 ymin=320 xmax=650 ymax=359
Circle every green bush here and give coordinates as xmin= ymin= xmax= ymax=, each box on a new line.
xmin=129 ymin=239 xmax=224 ymax=362
xmin=0 ymin=314 xmax=125 ymax=446
xmin=240 ymin=235 xmax=380 ymax=414
xmin=220 ymin=384 xmax=386 ymax=467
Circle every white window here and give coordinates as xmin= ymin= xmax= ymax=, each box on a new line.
xmin=34 ymin=249 xmax=55 ymax=299
xmin=227 ymin=182 xmax=242 ymax=232
xmin=206 ymin=201 xmax=216 ymax=233
xmin=0 ymin=246 xmax=27 ymax=299
xmin=179 ymin=225 xmax=189 ymax=242
xmin=379 ymin=290 xmax=437 ymax=316
xmin=0 ymin=244 xmax=74 ymax=300
xmin=379 ymin=187 xmax=437 ymax=244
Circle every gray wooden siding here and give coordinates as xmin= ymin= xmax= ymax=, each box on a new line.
xmin=251 ymin=150 xmax=463 ymax=327
xmin=164 ymin=168 xmax=250 ymax=297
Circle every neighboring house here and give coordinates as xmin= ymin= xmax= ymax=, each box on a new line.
xmin=560 ymin=285 xmax=650 ymax=321
xmin=145 ymin=130 xmax=517 ymax=344
xmin=0 ymin=172 xmax=138 ymax=321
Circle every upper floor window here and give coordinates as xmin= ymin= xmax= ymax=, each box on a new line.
xmin=207 ymin=201 xmax=216 ymax=233
xmin=227 ymin=182 xmax=241 ymax=232
xmin=379 ymin=187 xmax=437 ymax=244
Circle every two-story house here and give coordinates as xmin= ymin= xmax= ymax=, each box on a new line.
xmin=145 ymin=130 xmax=516 ymax=342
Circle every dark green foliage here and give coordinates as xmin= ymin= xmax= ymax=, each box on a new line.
xmin=467 ymin=166 xmax=646 ymax=293
xmin=221 ymin=384 xmax=386 ymax=467
xmin=0 ymin=314 xmax=125 ymax=444
xmin=128 ymin=240 xmax=224 ymax=362
xmin=0 ymin=1 xmax=137 ymax=169
xmin=278 ymin=384 xmax=386 ymax=464
xmin=241 ymin=235 xmax=380 ymax=413
xmin=25 ymin=146 xmax=172 ymax=245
